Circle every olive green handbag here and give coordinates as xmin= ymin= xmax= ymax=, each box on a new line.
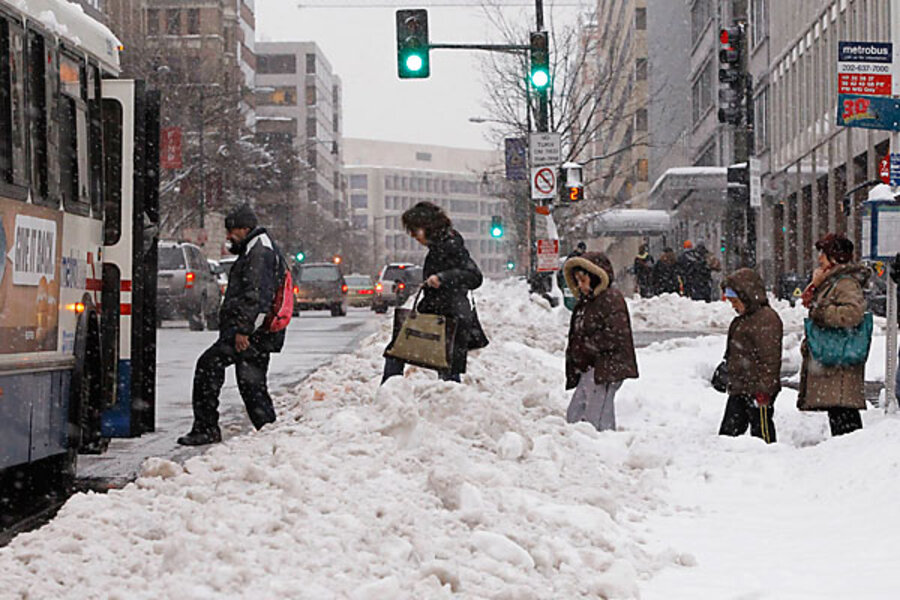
xmin=384 ymin=290 xmax=457 ymax=372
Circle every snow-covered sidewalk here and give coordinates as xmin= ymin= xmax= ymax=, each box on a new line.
xmin=2 ymin=280 xmax=899 ymax=599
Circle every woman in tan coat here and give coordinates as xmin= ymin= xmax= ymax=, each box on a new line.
xmin=798 ymin=233 xmax=871 ymax=436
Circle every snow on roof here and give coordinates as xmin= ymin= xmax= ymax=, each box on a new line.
xmin=587 ymin=209 xmax=671 ymax=236
xmin=867 ymin=183 xmax=897 ymax=202
xmin=16 ymin=0 xmax=120 ymax=71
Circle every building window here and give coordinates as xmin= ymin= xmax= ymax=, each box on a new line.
xmin=165 ymin=9 xmax=180 ymax=35
xmin=350 ymin=194 xmax=368 ymax=209
xmin=755 ymin=86 xmax=769 ymax=153
xmin=147 ymin=9 xmax=159 ymax=35
xmin=349 ymin=174 xmax=368 ymax=189
xmin=695 ymin=141 xmax=716 ymax=166
xmin=352 ymin=215 xmax=368 ymax=229
xmin=690 ymin=0 xmax=711 ymax=43
xmin=636 ymin=158 xmax=649 ymax=182
xmin=306 ymin=53 xmax=316 ymax=74
xmin=256 ymin=86 xmax=297 ymax=106
xmin=635 ymin=7 xmax=647 ymax=30
xmin=333 ymin=112 xmax=339 ymax=132
xmin=416 ymin=152 xmax=432 ymax=161
xmin=306 ymin=117 xmax=316 ymax=138
xmin=187 ymin=9 xmax=200 ymax=35
xmin=691 ymin=60 xmax=713 ymax=124
xmin=635 ymin=58 xmax=648 ymax=81
xmin=257 ymin=54 xmax=296 ymax=74
xmin=751 ymin=0 xmax=767 ymax=48
xmin=635 ymin=108 xmax=648 ymax=132
xmin=306 ymin=84 xmax=316 ymax=106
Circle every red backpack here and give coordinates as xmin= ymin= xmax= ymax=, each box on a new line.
xmin=264 ymin=254 xmax=293 ymax=332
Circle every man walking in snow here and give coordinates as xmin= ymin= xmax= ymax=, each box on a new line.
xmin=177 ymin=204 xmax=286 ymax=446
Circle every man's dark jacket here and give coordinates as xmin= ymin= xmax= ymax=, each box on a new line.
xmin=219 ymin=227 xmax=286 ymax=353
xmin=417 ymin=229 xmax=483 ymax=373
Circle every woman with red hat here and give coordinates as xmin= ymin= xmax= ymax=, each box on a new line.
xmin=797 ymin=232 xmax=871 ymax=436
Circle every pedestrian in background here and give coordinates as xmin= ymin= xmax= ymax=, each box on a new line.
xmin=652 ymin=247 xmax=680 ymax=295
xmin=718 ymin=268 xmax=783 ymax=443
xmin=563 ymin=252 xmax=638 ymax=432
xmin=678 ymin=241 xmax=714 ymax=302
xmin=797 ymin=233 xmax=870 ymax=436
xmin=381 ymin=201 xmax=483 ymax=384
xmin=178 ymin=205 xmax=286 ymax=446
xmin=632 ymin=244 xmax=655 ymax=298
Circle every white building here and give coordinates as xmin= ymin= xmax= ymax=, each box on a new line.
xmin=343 ymin=139 xmax=512 ymax=278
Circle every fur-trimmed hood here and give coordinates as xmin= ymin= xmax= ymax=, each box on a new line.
xmin=564 ymin=252 xmax=614 ymax=299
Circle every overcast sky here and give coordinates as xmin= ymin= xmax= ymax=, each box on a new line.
xmin=256 ymin=1 xmax=587 ymax=151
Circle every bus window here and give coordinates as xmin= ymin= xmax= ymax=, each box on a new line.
xmin=59 ymin=52 xmax=89 ymax=216
xmin=0 ymin=19 xmax=11 ymax=183
xmin=102 ymin=98 xmax=122 ymax=245
xmin=87 ymin=64 xmax=103 ymax=217
xmin=8 ymin=22 xmax=26 ymax=188
xmin=25 ymin=30 xmax=49 ymax=203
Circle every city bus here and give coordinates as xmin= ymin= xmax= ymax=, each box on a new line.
xmin=0 ymin=0 xmax=159 ymax=488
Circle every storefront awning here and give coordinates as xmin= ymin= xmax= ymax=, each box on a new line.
xmin=586 ymin=209 xmax=671 ymax=236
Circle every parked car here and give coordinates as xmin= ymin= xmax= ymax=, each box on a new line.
xmin=292 ymin=262 xmax=348 ymax=317
xmin=157 ymin=241 xmax=221 ymax=330
xmin=372 ymin=263 xmax=423 ymax=313
xmin=344 ymin=274 xmax=376 ymax=307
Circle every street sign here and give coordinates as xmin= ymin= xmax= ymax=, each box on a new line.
xmin=529 ymin=132 xmax=560 ymax=166
xmin=530 ymin=166 xmax=557 ymax=200
xmin=880 ymin=153 xmax=891 ymax=184
xmin=536 ymin=239 xmax=559 ymax=272
xmin=504 ymin=138 xmax=527 ymax=181
xmin=748 ymin=157 xmax=761 ymax=208
xmin=836 ymin=93 xmax=900 ymax=131
xmin=891 ymin=153 xmax=900 ymax=187
xmin=838 ymin=41 xmax=894 ymax=96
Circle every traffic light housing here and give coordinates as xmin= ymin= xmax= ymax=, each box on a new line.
xmin=717 ymin=25 xmax=745 ymax=126
xmin=396 ymin=9 xmax=430 ymax=79
xmin=295 ymin=251 xmax=306 ymax=263
xmin=529 ymin=31 xmax=550 ymax=90
xmin=561 ymin=162 xmax=584 ymax=202
xmin=490 ymin=215 xmax=504 ymax=238
xmin=727 ymin=162 xmax=749 ymax=204
xmin=506 ymin=259 xmax=516 ymax=271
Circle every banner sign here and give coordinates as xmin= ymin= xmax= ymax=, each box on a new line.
xmin=160 ymin=126 xmax=183 ymax=169
xmin=504 ymin=138 xmax=527 ymax=181
xmin=836 ymin=93 xmax=900 ymax=131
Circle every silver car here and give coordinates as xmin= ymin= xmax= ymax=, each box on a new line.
xmin=157 ymin=241 xmax=222 ymax=330
xmin=372 ymin=263 xmax=423 ymax=313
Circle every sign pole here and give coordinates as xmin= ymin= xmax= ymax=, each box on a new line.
xmin=886 ymin=0 xmax=900 ymax=413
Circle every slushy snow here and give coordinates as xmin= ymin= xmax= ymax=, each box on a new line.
xmin=2 ymin=279 xmax=899 ymax=599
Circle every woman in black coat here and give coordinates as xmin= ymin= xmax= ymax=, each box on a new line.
xmin=382 ymin=202 xmax=483 ymax=383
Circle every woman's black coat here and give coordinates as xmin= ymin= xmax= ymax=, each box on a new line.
xmin=416 ymin=229 xmax=483 ymax=373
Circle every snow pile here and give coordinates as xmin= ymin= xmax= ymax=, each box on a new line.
xmin=626 ymin=292 xmax=808 ymax=332
xmin=3 ymin=279 xmax=900 ymax=598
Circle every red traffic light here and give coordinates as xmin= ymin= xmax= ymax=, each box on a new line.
xmin=720 ymin=29 xmax=729 ymax=45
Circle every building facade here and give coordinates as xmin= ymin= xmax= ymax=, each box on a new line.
xmin=255 ymin=41 xmax=344 ymax=218
xmin=343 ymin=139 xmax=511 ymax=278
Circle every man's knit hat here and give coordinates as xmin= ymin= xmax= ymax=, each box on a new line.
xmin=225 ymin=204 xmax=258 ymax=230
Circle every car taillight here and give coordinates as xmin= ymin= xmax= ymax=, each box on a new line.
xmin=341 ymin=284 xmax=348 ymax=293
xmin=293 ymin=285 xmax=299 ymax=295
xmin=375 ymin=282 xmax=383 ymax=292
xmin=185 ymin=272 xmax=195 ymax=288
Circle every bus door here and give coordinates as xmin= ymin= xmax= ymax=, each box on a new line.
xmin=99 ymin=79 xmax=159 ymax=438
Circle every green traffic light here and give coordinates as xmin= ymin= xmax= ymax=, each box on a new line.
xmin=491 ymin=226 xmax=504 ymax=238
xmin=405 ymin=53 xmax=424 ymax=72
xmin=295 ymin=251 xmax=306 ymax=262
xmin=506 ymin=261 xmax=515 ymax=270
xmin=531 ymin=68 xmax=550 ymax=89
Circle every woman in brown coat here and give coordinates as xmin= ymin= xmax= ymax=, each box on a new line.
xmin=718 ymin=268 xmax=783 ymax=443
xmin=563 ymin=252 xmax=639 ymax=431
xmin=798 ymin=233 xmax=870 ymax=436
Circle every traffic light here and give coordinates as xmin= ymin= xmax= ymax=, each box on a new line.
xmin=332 ymin=254 xmax=342 ymax=265
xmin=727 ymin=162 xmax=749 ymax=204
xmin=720 ymin=236 xmax=726 ymax=253
xmin=561 ymin=161 xmax=584 ymax=202
xmin=529 ymin=31 xmax=550 ymax=90
xmin=506 ymin=259 xmax=516 ymax=271
xmin=396 ymin=9 xmax=430 ymax=79
xmin=295 ymin=251 xmax=306 ymax=263
xmin=717 ymin=25 xmax=745 ymax=125
xmin=490 ymin=215 xmax=504 ymax=238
